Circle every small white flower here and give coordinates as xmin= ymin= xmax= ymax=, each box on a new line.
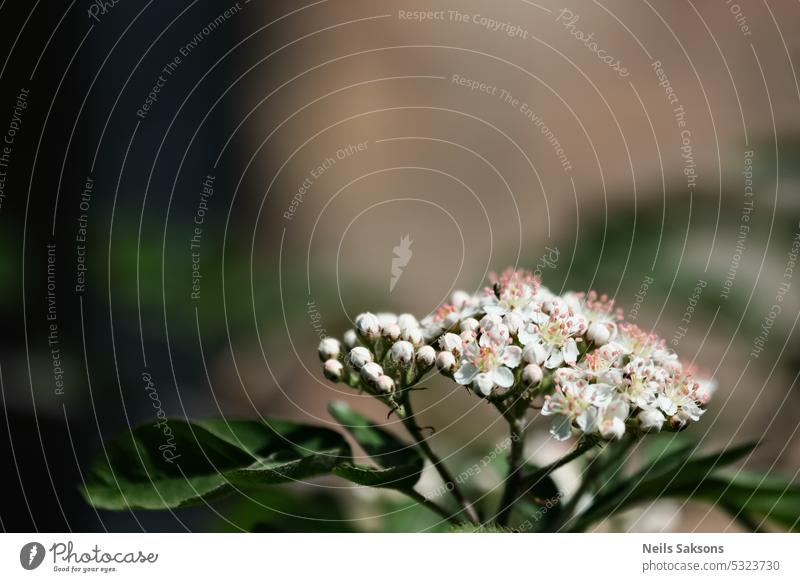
xmin=347 ymin=346 xmax=372 ymax=370
xmin=542 ymin=370 xmax=614 ymax=440
xmin=420 ymin=293 xmax=481 ymax=339
xmin=454 ymin=337 xmax=522 ymax=396
xmin=318 ymin=337 xmax=341 ymax=361
xmin=323 ymin=359 xmax=344 ymax=382
xmin=389 ymin=340 xmax=414 ymax=364
xmin=355 ymin=312 xmax=380 ymax=338
xmin=438 ymin=333 xmax=464 ymax=356
xmin=656 ymin=374 xmax=704 ymax=422
xmin=576 ymin=344 xmax=623 ymax=386
xmin=519 ymin=309 xmax=586 ymax=369
xmin=616 ymin=323 xmax=662 ymax=359
xmin=693 ymin=376 xmax=717 ymax=404
xmin=620 ymin=357 xmax=663 ymax=408
xmin=596 ymin=399 xmax=629 ymax=440
xmin=482 ymin=268 xmax=540 ymax=321
xmin=563 ymin=290 xmax=620 ymax=341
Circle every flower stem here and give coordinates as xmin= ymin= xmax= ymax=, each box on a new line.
xmin=556 ymin=436 xmax=635 ymax=531
xmin=521 ymin=438 xmax=598 ymax=500
xmin=398 ymin=390 xmax=480 ymax=524
xmin=495 ymin=403 xmax=528 ymax=527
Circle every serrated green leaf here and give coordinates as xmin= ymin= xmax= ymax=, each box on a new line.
xmin=333 ymin=463 xmax=423 ymax=490
xmin=82 ymin=418 xmax=350 ymax=510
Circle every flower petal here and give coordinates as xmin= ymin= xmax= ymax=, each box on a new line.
xmin=545 ymin=349 xmax=564 ymax=369
xmin=550 ymin=416 xmax=573 ymax=441
xmin=454 ymin=363 xmax=478 ymax=385
xmin=492 ymin=366 xmax=514 ymax=388
xmin=502 ymin=346 xmax=522 ymax=368
xmin=473 ymin=373 xmax=494 ymax=396
xmin=563 ymin=338 xmax=579 ymax=365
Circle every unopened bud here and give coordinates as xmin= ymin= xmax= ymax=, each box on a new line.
xmin=318 ymin=337 xmax=341 ymax=362
xmin=347 ymin=346 xmax=372 ymax=370
xmin=586 ymin=322 xmax=611 ymax=345
xmin=376 ymin=374 xmax=395 ymax=393
xmin=397 ymin=313 xmax=419 ymax=333
xmin=415 ymin=345 xmax=436 ymax=369
xmin=343 ymin=329 xmax=358 ymax=349
xmin=402 ymin=327 xmax=424 ymax=346
xmin=382 ymin=323 xmax=401 ymax=341
xmin=360 ymin=362 xmax=383 ymax=384
xmin=323 ymin=359 xmax=344 ymax=382
xmin=355 ymin=312 xmax=380 ymax=338
xmin=637 ymin=408 xmax=664 ymax=432
xmin=436 ymin=351 xmax=456 ymax=374
xmin=668 ymin=410 xmax=692 ymax=430
xmin=390 ymin=340 xmax=415 ymax=364
xmin=522 ymin=364 xmax=543 ymax=387
xmin=522 ymin=343 xmax=546 ymax=366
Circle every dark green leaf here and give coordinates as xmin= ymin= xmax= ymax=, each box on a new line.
xmin=677 ymin=471 xmax=800 ymax=532
xmin=574 ymin=440 xmax=758 ymax=530
xmin=82 ymin=418 xmax=350 ymax=510
xmin=333 ymin=463 xmax=423 ymax=490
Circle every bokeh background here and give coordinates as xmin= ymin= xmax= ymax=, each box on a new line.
xmin=0 ymin=0 xmax=798 ymax=532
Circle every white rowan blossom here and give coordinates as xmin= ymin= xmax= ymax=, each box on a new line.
xmin=317 ymin=268 xmax=714 ymax=441
xmin=519 ymin=304 xmax=587 ymax=368
xmin=453 ymin=324 xmax=522 ymax=396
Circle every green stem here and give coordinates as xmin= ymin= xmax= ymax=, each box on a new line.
xmin=556 ymin=436 xmax=635 ymax=531
xmin=398 ymin=390 xmax=480 ymax=524
xmin=495 ymin=404 xmax=528 ymax=527
xmin=522 ymin=438 xmax=597 ymax=496
xmin=402 ymin=489 xmax=462 ymax=526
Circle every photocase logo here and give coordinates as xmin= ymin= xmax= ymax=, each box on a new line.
xmin=389 ymin=234 xmax=413 ymax=293
xmin=19 ymin=542 xmax=46 ymax=570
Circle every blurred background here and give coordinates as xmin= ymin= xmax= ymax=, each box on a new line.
xmin=0 ymin=0 xmax=798 ymax=532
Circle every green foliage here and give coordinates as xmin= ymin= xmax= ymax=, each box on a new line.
xmin=567 ymin=440 xmax=800 ymax=531
xmin=82 ymin=418 xmax=350 ymax=510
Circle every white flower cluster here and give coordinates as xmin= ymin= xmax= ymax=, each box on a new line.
xmin=318 ymin=268 xmax=716 ymax=442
